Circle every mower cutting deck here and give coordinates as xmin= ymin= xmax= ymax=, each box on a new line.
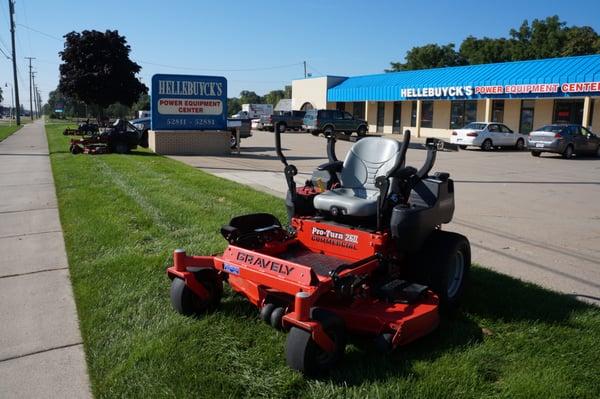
xmin=167 ymin=128 xmax=470 ymax=376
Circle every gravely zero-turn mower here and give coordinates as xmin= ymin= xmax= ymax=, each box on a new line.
xmin=167 ymin=127 xmax=470 ymax=376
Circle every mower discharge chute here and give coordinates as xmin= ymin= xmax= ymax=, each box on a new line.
xmin=167 ymin=127 xmax=470 ymax=376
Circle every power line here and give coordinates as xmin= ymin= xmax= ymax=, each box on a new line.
xmin=15 ymin=23 xmax=62 ymax=41
xmin=0 ymin=45 xmax=10 ymax=59
xmin=137 ymin=59 xmax=304 ymax=73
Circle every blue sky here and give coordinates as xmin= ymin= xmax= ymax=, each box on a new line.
xmin=1 ymin=0 xmax=600 ymax=108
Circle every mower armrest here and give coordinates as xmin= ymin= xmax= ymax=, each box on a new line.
xmin=388 ymin=166 xmax=417 ymax=180
xmin=317 ymin=161 xmax=343 ymax=174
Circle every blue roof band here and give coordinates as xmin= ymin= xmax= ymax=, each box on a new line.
xmin=327 ymin=55 xmax=600 ymax=101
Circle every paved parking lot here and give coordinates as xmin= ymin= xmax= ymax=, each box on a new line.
xmin=171 ymin=130 xmax=600 ymax=305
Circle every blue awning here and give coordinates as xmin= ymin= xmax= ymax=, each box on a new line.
xmin=327 ymin=54 xmax=600 ymax=101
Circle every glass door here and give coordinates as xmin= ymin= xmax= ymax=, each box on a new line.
xmin=376 ymin=102 xmax=385 ymax=133
xmin=392 ymin=102 xmax=402 ymax=133
xmin=519 ymin=100 xmax=535 ymax=134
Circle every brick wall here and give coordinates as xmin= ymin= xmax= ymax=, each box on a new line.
xmin=149 ymin=130 xmax=230 ymax=155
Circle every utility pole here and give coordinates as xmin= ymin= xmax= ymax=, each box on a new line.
xmin=303 ymin=61 xmax=307 ymax=79
xmin=25 ymin=57 xmax=35 ymax=121
xmin=31 ymin=71 xmax=37 ymax=118
xmin=8 ymin=0 xmax=20 ymax=125
xmin=37 ymin=88 xmax=42 ymax=118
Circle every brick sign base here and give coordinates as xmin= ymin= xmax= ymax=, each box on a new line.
xmin=149 ymin=130 xmax=230 ymax=155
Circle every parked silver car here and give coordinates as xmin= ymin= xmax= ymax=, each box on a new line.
xmin=450 ymin=122 xmax=527 ymax=151
xmin=528 ymin=124 xmax=600 ymax=158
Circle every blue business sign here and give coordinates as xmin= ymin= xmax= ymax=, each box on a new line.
xmin=151 ymin=74 xmax=227 ymax=131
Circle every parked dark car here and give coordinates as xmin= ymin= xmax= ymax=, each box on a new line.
xmin=303 ymin=109 xmax=368 ymax=137
xmin=261 ymin=110 xmax=306 ymax=132
xmin=528 ymin=124 xmax=600 ymax=158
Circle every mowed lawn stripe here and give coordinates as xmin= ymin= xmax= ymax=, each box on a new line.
xmin=46 ymin=123 xmax=600 ymax=399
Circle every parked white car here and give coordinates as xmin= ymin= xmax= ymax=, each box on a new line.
xmin=450 ymin=122 xmax=527 ymax=151
xmin=251 ymin=118 xmax=263 ymax=130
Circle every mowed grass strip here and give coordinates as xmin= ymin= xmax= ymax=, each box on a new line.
xmin=0 ymin=123 xmax=22 ymax=141
xmin=47 ymin=123 xmax=600 ymax=399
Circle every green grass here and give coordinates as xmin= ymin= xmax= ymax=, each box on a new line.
xmin=0 ymin=123 xmax=22 ymax=141
xmin=46 ymin=123 xmax=600 ymax=399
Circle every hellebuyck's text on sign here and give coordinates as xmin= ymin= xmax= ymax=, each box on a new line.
xmin=399 ymin=81 xmax=600 ymax=99
xmin=151 ymin=74 xmax=227 ymax=131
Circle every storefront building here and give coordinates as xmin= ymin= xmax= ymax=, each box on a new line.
xmin=291 ymin=54 xmax=600 ymax=137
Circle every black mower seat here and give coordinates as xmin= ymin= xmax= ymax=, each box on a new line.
xmin=313 ymin=137 xmax=403 ymax=217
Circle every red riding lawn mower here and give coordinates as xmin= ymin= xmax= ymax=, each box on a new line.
xmin=167 ymin=127 xmax=470 ymax=376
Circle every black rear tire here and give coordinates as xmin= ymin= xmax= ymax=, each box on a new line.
xmin=563 ymin=144 xmax=574 ymax=159
xmin=357 ymin=125 xmax=367 ymax=136
xmin=113 ymin=141 xmax=129 ymax=154
xmin=515 ymin=138 xmax=525 ymax=151
xmin=285 ymin=308 xmax=346 ymax=376
xmin=323 ymin=126 xmax=334 ymax=137
xmin=170 ymin=271 xmax=222 ymax=317
xmin=531 ymin=151 xmax=541 ymax=157
xmin=459 ymin=145 xmax=467 ymax=150
xmin=70 ymin=144 xmax=82 ymax=155
xmin=481 ymin=139 xmax=493 ymax=151
xmin=410 ymin=231 xmax=471 ymax=312
xmin=278 ymin=123 xmax=287 ymax=133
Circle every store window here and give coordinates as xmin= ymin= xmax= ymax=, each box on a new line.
xmin=376 ymin=102 xmax=385 ymax=133
xmin=411 ymin=101 xmax=417 ymax=126
xmin=492 ymin=100 xmax=504 ymax=123
xmin=353 ymin=101 xmax=365 ymax=119
xmin=450 ymin=100 xmax=477 ymax=129
xmin=553 ymin=99 xmax=584 ymax=124
xmin=336 ymin=102 xmax=345 ymax=112
xmin=392 ymin=101 xmax=402 ymax=133
xmin=519 ymin=100 xmax=536 ymax=134
xmin=421 ymin=101 xmax=434 ymax=128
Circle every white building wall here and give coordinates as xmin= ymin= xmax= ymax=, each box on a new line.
xmin=291 ymin=76 xmax=347 ymax=111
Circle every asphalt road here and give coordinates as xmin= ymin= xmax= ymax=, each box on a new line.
xmin=171 ymin=130 xmax=600 ymax=305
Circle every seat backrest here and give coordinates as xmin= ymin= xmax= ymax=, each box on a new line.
xmin=340 ymin=137 xmax=403 ymax=191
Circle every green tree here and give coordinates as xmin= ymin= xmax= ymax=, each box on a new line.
xmin=562 ymin=26 xmax=600 ymax=56
xmin=58 ymin=30 xmax=147 ymax=116
xmin=239 ymin=90 xmax=263 ymax=104
xmin=389 ymin=15 xmax=600 ymax=71
xmin=386 ymin=43 xmax=466 ymax=72
xmin=228 ymin=97 xmax=241 ymax=116
xmin=0 ymin=86 xmax=3 ymax=104
xmin=132 ymin=93 xmax=150 ymax=112
xmin=459 ymin=36 xmax=512 ymax=64
xmin=263 ymin=89 xmax=286 ymax=106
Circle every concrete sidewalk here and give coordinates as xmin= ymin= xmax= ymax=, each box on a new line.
xmin=0 ymin=120 xmax=91 ymax=398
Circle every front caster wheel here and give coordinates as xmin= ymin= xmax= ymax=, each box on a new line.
xmin=285 ymin=309 xmax=346 ymax=376
xmin=170 ymin=271 xmax=222 ymax=317
xmin=270 ymin=307 xmax=285 ymax=330
xmin=259 ymin=303 xmax=276 ymax=323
